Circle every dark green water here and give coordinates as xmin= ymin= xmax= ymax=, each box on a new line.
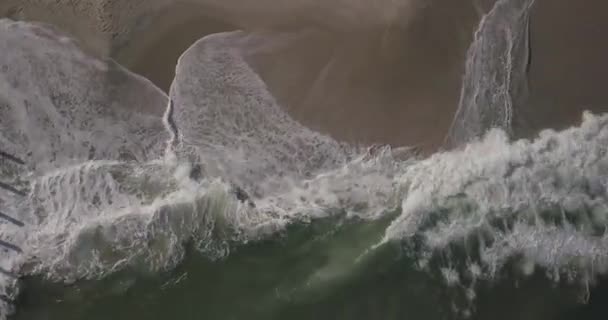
xmin=11 ymin=214 xmax=608 ymax=320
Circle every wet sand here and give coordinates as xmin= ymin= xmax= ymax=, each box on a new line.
xmin=118 ymin=0 xmax=478 ymax=151
xmin=3 ymin=2 xmax=608 ymax=319
xmin=524 ymin=0 xmax=608 ymax=134
xmin=2 ymin=0 xmax=608 ymax=150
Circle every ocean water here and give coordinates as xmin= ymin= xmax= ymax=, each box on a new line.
xmin=1 ymin=0 xmax=608 ymax=319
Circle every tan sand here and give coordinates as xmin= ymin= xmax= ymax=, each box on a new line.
xmin=524 ymin=0 xmax=608 ymax=134
xmin=2 ymin=0 xmax=608 ymax=151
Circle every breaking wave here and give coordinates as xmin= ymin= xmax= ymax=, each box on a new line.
xmin=0 ymin=0 xmax=607 ymax=318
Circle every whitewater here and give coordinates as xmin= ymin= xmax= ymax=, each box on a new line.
xmin=1 ymin=0 xmax=607 ymax=318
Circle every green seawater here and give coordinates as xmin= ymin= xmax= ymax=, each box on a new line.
xmin=10 ymin=213 xmax=608 ymax=320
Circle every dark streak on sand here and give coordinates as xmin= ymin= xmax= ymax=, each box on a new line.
xmin=0 ymin=211 xmax=24 ymax=227
xmin=0 ymin=181 xmax=26 ymax=197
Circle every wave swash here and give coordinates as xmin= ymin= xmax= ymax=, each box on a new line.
xmin=1 ymin=0 xmax=607 ymax=318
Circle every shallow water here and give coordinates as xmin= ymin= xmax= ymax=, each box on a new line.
xmin=9 ymin=220 xmax=608 ymax=320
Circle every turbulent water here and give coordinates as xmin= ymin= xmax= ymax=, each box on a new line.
xmin=447 ymin=0 xmax=534 ymax=146
xmin=1 ymin=0 xmax=608 ymax=319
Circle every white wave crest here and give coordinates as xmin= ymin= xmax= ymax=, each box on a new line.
xmin=0 ymin=3 xmax=607 ymax=317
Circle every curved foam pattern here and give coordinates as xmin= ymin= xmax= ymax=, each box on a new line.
xmin=0 ymin=20 xmax=169 ymax=174
xmin=447 ymin=0 xmax=535 ymax=146
xmin=169 ymin=31 xmax=354 ymax=196
xmin=0 ymin=19 xmax=169 ymax=318
xmin=1 ymin=6 xmax=608 ymax=318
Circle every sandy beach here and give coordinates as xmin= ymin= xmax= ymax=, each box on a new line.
xmin=525 ymin=0 xmax=608 ymax=134
xmin=1 ymin=0 xmax=608 ymax=149
xmin=3 ymin=2 xmax=608 ymax=319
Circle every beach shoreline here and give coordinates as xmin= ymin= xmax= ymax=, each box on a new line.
xmin=2 ymin=0 xmax=608 ymax=150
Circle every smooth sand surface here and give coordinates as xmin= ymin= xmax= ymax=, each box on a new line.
xmin=2 ymin=0 xmax=608 ymax=150
xmin=524 ymin=0 xmax=608 ymax=134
